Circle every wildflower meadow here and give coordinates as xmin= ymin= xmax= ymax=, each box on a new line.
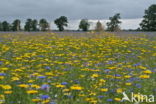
xmin=0 ymin=32 xmax=155 ymax=104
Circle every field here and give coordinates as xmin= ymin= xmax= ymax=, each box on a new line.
xmin=0 ymin=32 xmax=156 ymax=104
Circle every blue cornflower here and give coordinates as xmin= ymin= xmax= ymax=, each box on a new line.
xmin=134 ymin=84 xmax=142 ymax=88
xmin=38 ymin=55 xmax=45 ymax=57
xmin=0 ymin=61 xmax=3 ymax=65
xmin=0 ymin=73 xmax=6 ymax=76
xmin=104 ymin=69 xmax=110 ymax=73
xmin=61 ymin=82 xmax=68 ymax=85
xmin=107 ymin=99 xmax=113 ymax=102
xmin=45 ymin=66 xmax=51 ymax=70
xmin=40 ymin=95 xmax=50 ymax=100
xmin=98 ymin=95 xmax=104 ymax=98
xmin=63 ymin=69 xmax=70 ymax=71
xmin=115 ymin=74 xmax=121 ymax=77
xmin=38 ymin=76 xmax=46 ymax=79
xmin=41 ymin=84 xmax=50 ymax=90
xmin=73 ymin=80 xmax=80 ymax=84
xmin=49 ymin=101 xmax=57 ymax=104
xmin=133 ymin=63 xmax=141 ymax=66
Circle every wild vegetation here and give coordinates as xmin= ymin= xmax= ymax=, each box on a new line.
xmin=0 ymin=32 xmax=155 ymax=104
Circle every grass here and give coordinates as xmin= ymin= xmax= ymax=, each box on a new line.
xmin=0 ymin=32 xmax=155 ymax=104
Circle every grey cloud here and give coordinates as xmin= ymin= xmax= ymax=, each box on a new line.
xmin=0 ymin=0 xmax=155 ymax=19
xmin=0 ymin=0 xmax=155 ymax=29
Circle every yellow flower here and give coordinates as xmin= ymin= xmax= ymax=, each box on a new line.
xmin=63 ymin=89 xmax=70 ymax=92
xmin=114 ymin=98 xmax=121 ymax=101
xmin=139 ymin=75 xmax=150 ymax=79
xmin=143 ymin=70 xmax=152 ymax=74
xmin=11 ymin=77 xmax=20 ymax=81
xmin=116 ymin=88 xmax=123 ymax=93
xmin=1 ymin=85 xmax=12 ymax=90
xmin=32 ymin=98 xmax=41 ymax=102
xmin=100 ymin=88 xmax=108 ymax=92
xmin=1 ymin=68 xmax=8 ymax=71
xmin=42 ymin=99 xmax=50 ymax=103
xmin=125 ymin=83 xmax=132 ymax=86
xmin=18 ymin=84 xmax=29 ymax=88
xmin=99 ymin=79 xmax=106 ymax=83
xmin=79 ymin=75 xmax=85 ymax=78
xmin=124 ymin=75 xmax=131 ymax=78
xmin=27 ymin=90 xmax=38 ymax=94
xmin=56 ymin=84 xmax=65 ymax=88
xmin=0 ymin=95 xmax=5 ymax=99
xmin=28 ymin=80 xmax=35 ymax=83
xmin=4 ymin=91 xmax=12 ymax=94
xmin=31 ymin=84 xmax=40 ymax=89
xmin=70 ymin=85 xmax=83 ymax=90
xmin=0 ymin=76 xmax=4 ymax=80
xmin=15 ymin=69 xmax=23 ymax=72
xmin=85 ymin=97 xmax=97 ymax=104
xmin=45 ymin=72 xmax=53 ymax=76
xmin=91 ymin=74 xmax=99 ymax=78
xmin=139 ymin=66 xmax=147 ymax=70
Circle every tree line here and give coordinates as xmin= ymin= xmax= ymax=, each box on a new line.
xmin=0 ymin=4 xmax=155 ymax=32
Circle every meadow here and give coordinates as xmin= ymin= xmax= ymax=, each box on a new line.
xmin=0 ymin=32 xmax=155 ymax=104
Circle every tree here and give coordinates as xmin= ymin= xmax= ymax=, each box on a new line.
xmin=39 ymin=19 xmax=49 ymax=31
xmin=95 ymin=21 xmax=104 ymax=32
xmin=2 ymin=21 xmax=10 ymax=31
xmin=106 ymin=13 xmax=121 ymax=31
xmin=12 ymin=19 xmax=21 ymax=31
xmin=140 ymin=4 xmax=156 ymax=31
xmin=0 ymin=22 xmax=3 ymax=31
xmin=54 ymin=16 xmax=68 ymax=31
xmin=32 ymin=19 xmax=38 ymax=31
xmin=24 ymin=19 xmax=33 ymax=31
xmin=79 ymin=19 xmax=90 ymax=31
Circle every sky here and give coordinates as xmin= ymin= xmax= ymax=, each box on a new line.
xmin=0 ymin=0 xmax=155 ymax=29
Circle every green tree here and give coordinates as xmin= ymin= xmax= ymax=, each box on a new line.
xmin=12 ymin=19 xmax=21 ymax=31
xmin=140 ymin=4 xmax=156 ymax=31
xmin=32 ymin=19 xmax=38 ymax=31
xmin=2 ymin=21 xmax=10 ymax=31
xmin=106 ymin=13 xmax=121 ymax=31
xmin=95 ymin=21 xmax=104 ymax=32
xmin=39 ymin=19 xmax=49 ymax=31
xmin=79 ymin=19 xmax=90 ymax=31
xmin=0 ymin=22 xmax=3 ymax=31
xmin=54 ymin=16 xmax=68 ymax=31
xmin=24 ymin=19 xmax=33 ymax=31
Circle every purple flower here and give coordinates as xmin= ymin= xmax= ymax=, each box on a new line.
xmin=63 ymin=69 xmax=70 ymax=71
xmin=38 ymin=55 xmax=45 ymax=57
xmin=40 ymin=95 xmax=50 ymax=100
xmin=107 ymin=99 xmax=113 ymax=102
xmin=45 ymin=66 xmax=51 ymax=70
xmin=0 ymin=61 xmax=3 ymax=65
xmin=50 ymin=101 xmax=57 ymax=104
xmin=41 ymin=84 xmax=50 ymax=90
xmin=115 ymin=74 xmax=121 ymax=77
xmin=104 ymin=69 xmax=110 ymax=73
xmin=107 ymin=61 xmax=115 ymax=64
xmin=98 ymin=95 xmax=104 ymax=98
xmin=61 ymin=82 xmax=68 ymax=85
xmin=0 ymin=73 xmax=6 ymax=76
xmin=134 ymin=84 xmax=142 ymax=88
xmin=38 ymin=76 xmax=46 ymax=79
xmin=73 ymin=80 xmax=80 ymax=84
xmin=66 ymin=95 xmax=73 ymax=99
xmin=133 ymin=63 xmax=141 ymax=66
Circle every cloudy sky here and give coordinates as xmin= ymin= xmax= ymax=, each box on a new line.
xmin=0 ymin=0 xmax=155 ymax=29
